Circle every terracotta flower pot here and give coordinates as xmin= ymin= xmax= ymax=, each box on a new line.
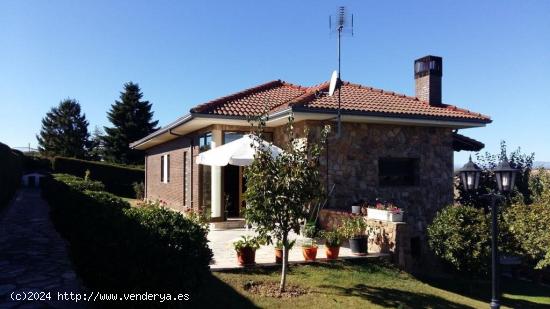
xmin=236 ymin=247 xmax=256 ymax=266
xmin=325 ymin=246 xmax=340 ymax=260
xmin=275 ymin=248 xmax=283 ymax=264
xmin=302 ymin=246 xmax=318 ymax=261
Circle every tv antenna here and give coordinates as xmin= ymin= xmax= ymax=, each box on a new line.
xmin=329 ymin=6 xmax=354 ymax=138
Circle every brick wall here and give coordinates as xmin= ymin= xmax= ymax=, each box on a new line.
xmin=145 ymin=136 xmax=192 ymax=211
xmin=415 ymin=74 xmax=442 ymax=105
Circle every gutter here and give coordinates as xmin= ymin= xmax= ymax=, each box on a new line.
xmin=291 ymin=106 xmax=492 ymax=125
xmin=130 ymin=114 xmax=194 ymax=149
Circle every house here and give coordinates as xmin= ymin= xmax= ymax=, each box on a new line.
xmin=130 ymin=56 xmax=490 ymax=238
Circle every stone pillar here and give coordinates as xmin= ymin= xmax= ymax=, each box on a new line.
xmin=211 ymin=130 xmax=223 ymax=219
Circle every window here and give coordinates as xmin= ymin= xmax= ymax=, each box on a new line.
xmin=199 ymin=132 xmax=212 ymax=152
xmin=378 ymin=158 xmax=419 ymax=186
xmin=223 ymin=132 xmax=244 ymax=144
xmin=223 ymin=131 xmax=273 ymax=144
xmin=161 ymin=154 xmax=170 ymax=183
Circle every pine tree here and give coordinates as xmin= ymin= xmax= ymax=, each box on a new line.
xmin=103 ymin=82 xmax=159 ymax=164
xmin=88 ymin=126 xmax=105 ymax=161
xmin=37 ymin=99 xmax=91 ymax=158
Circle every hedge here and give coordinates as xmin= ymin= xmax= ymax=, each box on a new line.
xmin=42 ymin=174 xmax=212 ymax=293
xmin=0 ymin=142 xmax=23 ymax=208
xmin=52 ymin=156 xmax=144 ymax=197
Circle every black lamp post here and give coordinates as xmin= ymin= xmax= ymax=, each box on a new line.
xmin=458 ymin=156 xmax=518 ymax=309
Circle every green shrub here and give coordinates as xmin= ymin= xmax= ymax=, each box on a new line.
xmin=428 ymin=205 xmax=491 ymax=276
xmin=0 ymin=142 xmax=23 ymax=207
xmin=84 ymin=190 xmax=130 ymax=210
xmin=53 ymin=173 xmax=105 ymax=192
xmin=340 ymin=216 xmax=370 ymax=239
xmin=321 ymin=230 xmax=343 ymax=247
xmin=505 ymin=201 xmax=550 ymax=269
xmin=52 ymin=156 xmax=143 ymax=197
xmin=42 ymin=175 xmax=212 ymax=292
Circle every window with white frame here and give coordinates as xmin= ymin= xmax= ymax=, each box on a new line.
xmin=161 ymin=154 xmax=170 ymax=183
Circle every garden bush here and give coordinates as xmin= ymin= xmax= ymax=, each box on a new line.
xmin=42 ymin=176 xmax=212 ymax=293
xmin=428 ymin=205 xmax=491 ymax=276
xmin=53 ymin=173 xmax=105 ymax=192
xmin=52 ymin=156 xmax=143 ymax=197
xmin=505 ymin=202 xmax=550 ymax=270
xmin=0 ymin=142 xmax=23 ymax=207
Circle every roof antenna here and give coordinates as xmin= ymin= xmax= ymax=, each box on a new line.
xmin=329 ymin=6 xmax=354 ymax=138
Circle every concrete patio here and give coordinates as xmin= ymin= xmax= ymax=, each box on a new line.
xmin=207 ymin=228 xmax=389 ymax=271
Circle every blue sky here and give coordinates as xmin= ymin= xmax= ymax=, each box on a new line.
xmin=1 ymin=1 xmax=549 ymax=165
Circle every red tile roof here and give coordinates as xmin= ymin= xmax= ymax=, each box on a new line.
xmin=190 ymin=80 xmax=307 ymax=116
xmin=190 ymin=80 xmax=491 ymax=123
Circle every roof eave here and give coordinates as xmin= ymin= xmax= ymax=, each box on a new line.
xmin=291 ymin=106 xmax=491 ymax=128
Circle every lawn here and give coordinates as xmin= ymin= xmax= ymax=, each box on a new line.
xmin=192 ymin=260 xmax=550 ymax=308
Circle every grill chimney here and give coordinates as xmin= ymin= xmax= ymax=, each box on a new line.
xmin=414 ymin=55 xmax=442 ymax=106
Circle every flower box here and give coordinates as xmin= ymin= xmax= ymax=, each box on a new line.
xmin=367 ymin=208 xmax=404 ymax=222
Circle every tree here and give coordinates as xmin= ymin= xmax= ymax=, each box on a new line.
xmin=103 ymin=82 xmax=158 ymax=164
xmin=505 ymin=170 xmax=550 ymax=270
xmin=37 ymin=99 xmax=90 ymax=158
xmin=88 ymin=126 xmax=105 ymax=161
xmin=456 ymin=141 xmax=535 ymax=208
xmin=244 ymin=114 xmax=329 ymax=292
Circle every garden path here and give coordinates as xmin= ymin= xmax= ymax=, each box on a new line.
xmin=0 ymin=188 xmax=86 ymax=308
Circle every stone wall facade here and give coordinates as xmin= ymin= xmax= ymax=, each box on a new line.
xmin=318 ymin=209 xmax=412 ymax=269
xmin=287 ymin=121 xmax=454 ymax=263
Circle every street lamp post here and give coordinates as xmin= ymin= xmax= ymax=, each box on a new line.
xmin=458 ymin=156 xmax=518 ymax=309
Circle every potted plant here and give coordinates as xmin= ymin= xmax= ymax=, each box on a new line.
xmin=301 ymin=239 xmax=318 ymax=261
xmin=274 ymin=239 xmax=296 ymax=264
xmin=321 ymin=230 xmax=342 ymax=260
xmin=367 ymin=201 xmax=404 ymax=222
xmin=340 ymin=216 xmax=370 ymax=256
xmin=233 ymin=235 xmax=261 ymax=266
xmin=351 ymin=199 xmax=364 ymax=214
xmin=301 ymin=221 xmax=318 ymax=238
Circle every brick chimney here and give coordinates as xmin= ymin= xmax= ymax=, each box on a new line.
xmin=414 ymin=55 xmax=442 ymax=106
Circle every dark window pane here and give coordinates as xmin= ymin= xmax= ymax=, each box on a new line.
xmin=223 ymin=132 xmax=244 ymax=144
xmin=379 ymin=158 xmax=419 ymax=186
xmin=199 ymin=132 xmax=212 ymax=152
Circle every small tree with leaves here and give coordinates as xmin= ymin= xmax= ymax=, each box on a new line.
xmin=103 ymin=82 xmax=158 ymax=164
xmin=244 ymin=114 xmax=329 ymax=292
xmin=37 ymin=99 xmax=90 ymax=158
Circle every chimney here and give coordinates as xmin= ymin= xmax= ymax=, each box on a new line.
xmin=414 ymin=55 xmax=442 ymax=106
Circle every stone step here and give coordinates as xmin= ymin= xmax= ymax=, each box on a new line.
xmin=209 ymin=219 xmax=247 ymax=230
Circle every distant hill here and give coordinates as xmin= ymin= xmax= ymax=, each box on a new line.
xmin=455 ymin=161 xmax=550 ymax=171
xmin=533 ymin=161 xmax=550 ymax=169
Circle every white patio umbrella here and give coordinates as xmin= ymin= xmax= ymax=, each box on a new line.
xmin=196 ymin=134 xmax=283 ymax=167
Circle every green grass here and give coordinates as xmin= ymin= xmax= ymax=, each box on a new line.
xmin=191 ymin=260 xmax=550 ymax=309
